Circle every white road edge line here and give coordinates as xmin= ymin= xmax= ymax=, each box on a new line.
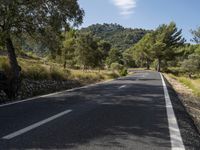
xmin=160 ymin=73 xmax=185 ymax=150
xmin=2 ymin=109 xmax=72 ymax=140
xmin=119 ymin=85 xmax=126 ymax=89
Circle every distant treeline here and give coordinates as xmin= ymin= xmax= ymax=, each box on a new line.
xmin=80 ymin=23 xmax=151 ymax=51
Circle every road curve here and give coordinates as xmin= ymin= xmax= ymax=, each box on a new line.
xmin=0 ymin=71 xmax=199 ymax=150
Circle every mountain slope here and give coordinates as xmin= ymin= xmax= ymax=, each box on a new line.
xmin=80 ymin=23 xmax=151 ymax=51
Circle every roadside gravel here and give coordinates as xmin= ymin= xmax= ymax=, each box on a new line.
xmin=164 ymin=74 xmax=200 ymax=133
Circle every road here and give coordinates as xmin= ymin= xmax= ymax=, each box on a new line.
xmin=0 ymin=71 xmax=199 ymax=150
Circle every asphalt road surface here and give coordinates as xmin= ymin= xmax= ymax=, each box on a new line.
xmin=0 ymin=71 xmax=200 ymax=150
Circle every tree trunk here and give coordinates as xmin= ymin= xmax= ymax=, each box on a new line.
xmin=146 ymin=59 xmax=150 ymax=70
xmin=157 ymin=58 xmax=161 ymax=72
xmin=6 ymin=37 xmax=20 ymax=78
xmin=63 ymin=60 xmax=66 ymax=69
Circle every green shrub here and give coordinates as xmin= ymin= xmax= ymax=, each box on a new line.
xmin=110 ymin=63 xmax=123 ymax=71
xmin=119 ymin=67 xmax=128 ymax=76
xmin=110 ymin=63 xmax=128 ymax=76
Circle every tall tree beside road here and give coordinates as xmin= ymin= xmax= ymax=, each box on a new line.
xmin=152 ymin=22 xmax=185 ymax=71
xmin=0 ymin=0 xmax=84 ymax=78
xmin=129 ymin=22 xmax=185 ymax=71
xmin=132 ymin=33 xmax=153 ymax=70
xmin=75 ymin=33 xmax=103 ymax=69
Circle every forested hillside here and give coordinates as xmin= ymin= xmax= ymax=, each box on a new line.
xmin=80 ymin=23 xmax=150 ymax=51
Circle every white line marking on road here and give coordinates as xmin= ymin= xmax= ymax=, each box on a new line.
xmin=160 ymin=73 xmax=185 ymax=150
xmin=2 ymin=109 xmax=72 ymax=140
xmin=119 ymin=85 xmax=126 ymax=89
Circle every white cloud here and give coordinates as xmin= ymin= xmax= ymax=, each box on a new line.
xmin=112 ymin=0 xmax=136 ymax=17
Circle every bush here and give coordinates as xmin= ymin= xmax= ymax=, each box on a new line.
xmin=119 ymin=67 xmax=128 ymax=76
xmin=110 ymin=63 xmax=128 ymax=76
xmin=181 ymin=54 xmax=200 ymax=74
xmin=110 ymin=63 xmax=123 ymax=71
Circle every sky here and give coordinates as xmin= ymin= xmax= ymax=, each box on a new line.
xmin=78 ymin=0 xmax=200 ymax=43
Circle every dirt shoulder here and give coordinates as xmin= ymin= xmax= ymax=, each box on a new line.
xmin=164 ymin=74 xmax=200 ymax=133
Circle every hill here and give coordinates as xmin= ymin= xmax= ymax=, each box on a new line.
xmin=79 ymin=23 xmax=151 ymax=51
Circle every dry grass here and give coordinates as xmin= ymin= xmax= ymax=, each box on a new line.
xmin=0 ymin=56 xmax=118 ymax=83
xmin=167 ymin=74 xmax=200 ymax=97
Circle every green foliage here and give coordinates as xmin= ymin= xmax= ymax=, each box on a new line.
xmin=0 ymin=0 xmax=84 ymax=78
xmin=106 ymin=48 xmax=122 ymax=67
xmin=0 ymin=0 xmax=84 ymax=38
xmin=131 ymin=33 xmax=153 ymax=69
xmin=75 ymin=33 xmax=103 ymax=69
xmin=110 ymin=63 xmax=123 ymax=71
xmin=62 ymin=30 xmax=77 ymax=68
xmin=177 ymin=44 xmax=200 ymax=75
xmin=110 ymin=63 xmax=128 ymax=76
xmin=60 ymin=31 xmax=112 ymax=69
xmin=150 ymin=22 xmax=184 ymax=71
xmin=181 ymin=54 xmax=200 ymax=74
xmin=97 ymin=40 xmax=111 ymax=63
xmin=128 ymin=22 xmax=185 ymax=71
xmin=80 ymin=23 xmax=150 ymax=51
xmin=119 ymin=67 xmax=128 ymax=76
xmin=191 ymin=27 xmax=200 ymax=43
xmin=122 ymin=49 xmax=136 ymax=67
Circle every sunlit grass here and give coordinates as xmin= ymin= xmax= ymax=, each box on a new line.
xmin=168 ymin=74 xmax=200 ymax=97
xmin=0 ymin=56 xmax=119 ymax=83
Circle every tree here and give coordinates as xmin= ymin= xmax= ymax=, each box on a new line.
xmin=132 ymin=33 xmax=153 ymax=70
xmin=75 ymin=33 xmax=102 ymax=69
xmin=79 ymin=23 xmax=150 ymax=52
xmin=180 ymin=44 xmax=200 ymax=77
xmin=181 ymin=54 xmax=200 ymax=76
xmin=0 ymin=0 xmax=84 ymax=79
xmin=97 ymin=40 xmax=111 ymax=64
xmin=62 ymin=30 xmax=77 ymax=68
xmin=106 ymin=48 xmax=122 ymax=67
xmin=126 ymin=22 xmax=184 ymax=71
xmin=151 ymin=22 xmax=185 ymax=71
xmin=122 ymin=49 xmax=136 ymax=68
xmin=191 ymin=27 xmax=200 ymax=43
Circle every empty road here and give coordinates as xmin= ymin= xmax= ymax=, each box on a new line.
xmin=0 ymin=71 xmax=199 ymax=150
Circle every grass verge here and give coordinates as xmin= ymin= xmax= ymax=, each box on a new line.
xmin=167 ymin=74 xmax=200 ymax=97
xmin=0 ymin=56 xmax=120 ymax=87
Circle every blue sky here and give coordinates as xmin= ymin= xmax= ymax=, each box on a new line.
xmin=78 ymin=0 xmax=200 ymax=43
